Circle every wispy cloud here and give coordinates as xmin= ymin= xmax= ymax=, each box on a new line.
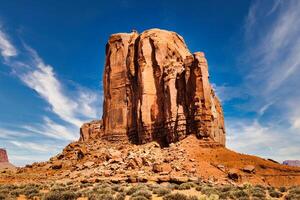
xmin=0 ymin=29 xmax=17 ymax=59
xmin=227 ymin=118 xmax=300 ymax=162
xmin=22 ymin=117 xmax=77 ymax=141
xmin=226 ymin=0 xmax=300 ymax=162
xmin=0 ymin=25 xmax=101 ymax=166
xmin=9 ymin=140 xmax=53 ymax=152
xmin=0 ymin=27 xmax=101 ymax=129
xmin=0 ymin=128 xmax=30 ymax=139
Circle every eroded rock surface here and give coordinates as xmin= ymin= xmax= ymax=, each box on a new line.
xmin=80 ymin=28 xmax=225 ymax=146
xmin=0 ymin=149 xmax=8 ymax=163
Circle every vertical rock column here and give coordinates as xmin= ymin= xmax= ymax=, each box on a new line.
xmin=102 ymin=33 xmax=137 ymax=142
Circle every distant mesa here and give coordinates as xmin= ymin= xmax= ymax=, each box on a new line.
xmin=0 ymin=148 xmax=15 ymax=170
xmin=80 ymin=28 xmax=225 ymax=147
xmin=283 ymin=160 xmax=300 ymax=167
xmin=0 ymin=148 xmax=9 ymax=163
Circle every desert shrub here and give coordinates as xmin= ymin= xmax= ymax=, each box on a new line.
xmin=130 ymin=196 xmax=148 ymax=200
xmin=250 ymin=186 xmax=266 ymax=199
xmin=87 ymin=193 xmax=114 ymax=200
xmin=43 ymin=191 xmax=78 ymax=200
xmin=269 ymin=189 xmax=283 ymax=198
xmin=167 ymin=183 xmax=179 ymax=190
xmin=232 ymin=189 xmax=249 ymax=199
xmin=198 ymin=195 xmax=207 ymax=200
xmin=153 ymin=187 xmax=171 ymax=196
xmin=188 ymin=195 xmax=199 ymax=200
xmin=130 ymin=189 xmax=152 ymax=200
xmin=240 ymin=183 xmax=251 ymax=190
xmin=178 ymin=182 xmax=194 ymax=190
xmin=24 ymin=186 xmax=40 ymax=197
xmin=111 ymin=185 xmax=125 ymax=192
xmin=218 ymin=191 xmax=231 ymax=200
xmin=279 ymin=186 xmax=287 ymax=193
xmin=207 ymin=194 xmax=219 ymax=200
xmin=94 ymin=187 xmax=115 ymax=195
xmin=115 ymin=192 xmax=126 ymax=200
xmin=163 ymin=193 xmax=189 ymax=200
xmin=126 ymin=185 xmax=147 ymax=195
xmin=289 ymin=186 xmax=300 ymax=194
xmin=217 ymin=185 xmax=233 ymax=193
xmin=200 ymin=186 xmax=219 ymax=196
xmin=254 ymin=184 xmax=266 ymax=190
xmin=195 ymin=186 xmax=202 ymax=191
xmin=285 ymin=186 xmax=300 ymax=200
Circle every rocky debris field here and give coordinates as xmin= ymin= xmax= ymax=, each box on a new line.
xmin=20 ymin=137 xmax=204 ymax=185
xmin=1 ymin=135 xmax=299 ymax=188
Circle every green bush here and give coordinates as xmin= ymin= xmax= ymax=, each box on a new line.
xmin=43 ymin=191 xmax=78 ymax=200
xmin=250 ymin=187 xmax=266 ymax=199
xmin=127 ymin=185 xmax=147 ymax=195
xmin=207 ymin=194 xmax=219 ymax=200
xmin=285 ymin=186 xmax=300 ymax=200
xmin=115 ymin=192 xmax=126 ymax=200
xmin=279 ymin=186 xmax=287 ymax=193
xmin=153 ymin=187 xmax=171 ymax=196
xmin=130 ymin=196 xmax=149 ymax=200
xmin=130 ymin=189 xmax=152 ymax=200
xmin=188 ymin=195 xmax=199 ymax=200
xmin=200 ymin=186 xmax=219 ymax=196
xmin=269 ymin=189 xmax=283 ymax=198
xmin=232 ymin=189 xmax=249 ymax=199
xmin=178 ymin=182 xmax=195 ymax=190
xmin=88 ymin=193 xmax=114 ymax=200
xmin=218 ymin=185 xmax=233 ymax=193
xmin=163 ymin=193 xmax=189 ymax=200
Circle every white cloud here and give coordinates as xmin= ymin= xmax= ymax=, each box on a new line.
xmin=9 ymin=140 xmax=53 ymax=152
xmin=0 ymin=28 xmax=101 ymax=129
xmin=22 ymin=117 xmax=77 ymax=141
xmin=0 ymin=29 xmax=17 ymax=59
xmin=0 ymin=25 xmax=101 ymax=166
xmin=227 ymin=118 xmax=300 ymax=162
xmin=0 ymin=128 xmax=30 ymax=139
xmin=212 ymin=83 xmax=247 ymax=102
xmin=225 ymin=0 xmax=300 ymax=162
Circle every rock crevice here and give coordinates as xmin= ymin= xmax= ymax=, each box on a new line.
xmin=80 ymin=29 xmax=225 ymax=146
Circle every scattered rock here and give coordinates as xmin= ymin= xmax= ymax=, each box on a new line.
xmin=51 ymin=162 xmax=62 ymax=170
xmin=83 ymin=161 xmax=95 ymax=168
xmin=217 ymin=164 xmax=226 ymax=172
xmin=228 ymin=169 xmax=240 ymax=181
xmin=242 ymin=165 xmax=255 ymax=173
xmin=153 ymin=163 xmax=172 ymax=174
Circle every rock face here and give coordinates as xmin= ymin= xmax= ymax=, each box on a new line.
xmin=283 ymin=160 xmax=300 ymax=167
xmin=0 ymin=149 xmax=9 ymax=163
xmin=80 ymin=29 xmax=225 ymax=146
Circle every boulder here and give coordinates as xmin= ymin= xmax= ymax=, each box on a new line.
xmin=242 ymin=165 xmax=255 ymax=173
xmin=153 ymin=163 xmax=172 ymax=174
xmin=51 ymin=162 xmax=62 ymax=170
xmin=228 ymin=169 xmax=240 ymax=181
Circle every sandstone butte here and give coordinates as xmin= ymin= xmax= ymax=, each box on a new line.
xmin=1 ymin=29 xmax=300 ymax=188
xmin=0 ymin=149 xmax=9 ymax=163
xmin=0 ymin=148 xmax=15 ymax=170
xmin=80 ymin=28 xmax=225 ymax=147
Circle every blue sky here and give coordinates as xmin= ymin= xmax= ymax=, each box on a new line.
xmin=0 ymin=0 xmax=299 ymax=166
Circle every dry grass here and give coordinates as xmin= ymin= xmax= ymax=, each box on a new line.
xmin=0 ymin=181 xmax=297 ymax=200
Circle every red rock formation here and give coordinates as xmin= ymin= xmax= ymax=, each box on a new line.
xmin=0 ymin=148 xmax=9 ymax=163
xmin=80 ymin=29 xmax=225 ymax=146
